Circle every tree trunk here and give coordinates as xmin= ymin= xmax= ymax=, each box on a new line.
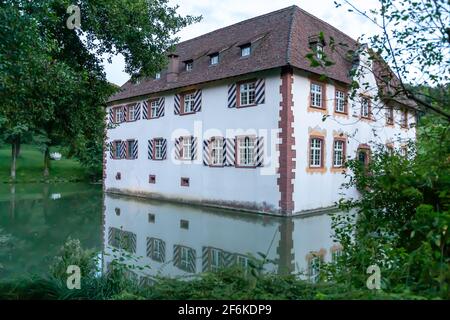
xmin=10 ymin=139 xmax=18 ymax=180
xmin=9 ymin=184 xmax=16 ymax=219
xmin=15 ymin=137 xmax=21 ymax=157
xmin=43 ymin=146 xmax=50 ymax=178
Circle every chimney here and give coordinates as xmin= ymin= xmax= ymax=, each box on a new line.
xmin=167 ymin=54 xmax=180 ymax=83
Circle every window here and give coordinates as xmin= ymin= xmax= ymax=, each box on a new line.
xmin=386 ymin=106 xmax=394 ymax=125
xmin=241 ymin=44 xmax=251 ymax=57
xmin=180 ymin=247 xmax=190 ymax=270
xmin=154 ymin=139 xmax=164 ymax=160
xmin=126 ymin=140 xmax=135 ymax=159
xmin=237 ymin=136 xmax=255 ymax=167
xmin=210 ymin=53 xmax=219 ymax=65
xmin=386 ymin=144 xmax=394 ymax=155
xmin=185 ymin=60 xmax=193 ymax=71
xmin=181 ymin=177 xmax=190 ymax=187
xmin=239 ymin=81 xmax=256 ymax=107
xmin=309 ymin=138 xmax=323 ymax=168
xmin=315 ymin=43 xmax=323 ymax=60
xmin=310 ymin=83 xmax=323 ymax=108
xmin=155 ymin=72 xmax=161 ymax=79
xmin=149 ymin=175 xmax=156 ymax=184
xmin=114 ymin=107 xmax=123 ymax=123
xmin=115 ymin=172 xmax=121 ymax=180
xmin=400 ymin=145 xmax=408 ymax=157
xmin=115 ymin=208 xmax=120 ymax=216
xmin=357 ymin=147 xmax=371 ymax=167
xmin=152 ymin=239 xmax=164 ymax=262
xmin=333 ymin=140 xmax=345 ymax=167
xmin=308 ymin=255 xmax=322 ymax=283
xmin=401 ymin=109 xmax=408 ymax=128
xmin=210 ymin=137 xmax=224 ymax=166
xmin=180 ymin=137 xmax=192 ymax=160
xmin=150 ymin=100 xmax=159 ymax=118
xmin=183 ymin=92 xmax=195 ymax=113
xmin=114 ymin=141 xmax=121 ymax=159
xmin=236 ymin=255 xmax=249 ymax=270
xmin=108 ymin=228 xmax=136 ymax=253
xmin=148 ymin=213 xmax=155 ymax=223
xmin=335 ymin=90 xmax=346 ymax=113
xmin=331 ymin=249 xmax=342 ymax=263
xmin=180 ymin=219 xmax=189 ymax=229
xmin=127 ymin=104 xmax=136 ymax=121
xmin=210 ymin=249 xmax=222 ymax=272
xmin=361 ymin=97 xmax=371 ymax=118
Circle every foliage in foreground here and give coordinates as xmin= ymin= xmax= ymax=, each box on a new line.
xmin=326 ymin=114 xmax=449 ymax=299
xmin=0 ymin=238 xmax=433 ymax=300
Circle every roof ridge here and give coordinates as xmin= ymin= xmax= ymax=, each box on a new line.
xmin=293 ymin=5 xmax=357 ymax=44
xmin=286 ymin=6 xmax=296 ymax=65
xmin=175 ymin=5 xmax=296 ymax=47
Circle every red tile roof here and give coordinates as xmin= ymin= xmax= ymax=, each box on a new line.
xmin=108 ymin=5 xmax=358 ymax=104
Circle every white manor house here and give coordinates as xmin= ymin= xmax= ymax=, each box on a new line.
xmin=104 ymin=6 xmax=416 ymax=216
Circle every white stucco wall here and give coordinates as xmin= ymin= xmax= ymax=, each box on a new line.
xmin=105 ymin=61 xmax=417 ymax=215
xmin=105 ymin=69 xmax=282 ymax=212
xmin=291 ymin=61 xmax=416 ymax=213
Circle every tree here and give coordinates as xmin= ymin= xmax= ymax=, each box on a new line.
xmin=0 ymin=4 xmax=78 ymax=180
xmin=338 ymin=0 xmax=449 ymax=120
xmin=304 ymin=0 xmax=450 ymax=297
xmin=0 ymin=0 xmax=200 ymax=180
xmin=328 ymin=117 xmax=449 ymax=297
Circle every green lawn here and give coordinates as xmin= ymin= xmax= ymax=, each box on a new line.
xmin=0 ymin=144 xmax=89 ymax=183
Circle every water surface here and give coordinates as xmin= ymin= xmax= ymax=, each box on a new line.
xmin=0 ymin=183 xmax=337 ymax=282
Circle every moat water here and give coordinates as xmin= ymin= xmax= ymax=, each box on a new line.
xmin=0 ymin=183 xmax=337 ymax=281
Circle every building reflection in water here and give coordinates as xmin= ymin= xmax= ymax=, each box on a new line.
xmin=103 ymin=194 xmax=340 ymax=284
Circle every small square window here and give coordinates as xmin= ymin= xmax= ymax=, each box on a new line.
xmin=241 ymin=44 xmax=251 ymax=57
xmin=210 ymin=53 xmax=219 ymax=65
xmin=185 ymin=60 xmax=193 ymax=72
xmin=115 ymin=172 xmax=121 ymax=180
xmin=115 ymin=208 xmax=121 ymax=216
xmin=155 ymin=72 xmax=161 ymax=80
xmin=149 ymin=175 xmax=156 ymax=184
xmin=148 ymin=213 xmax=155 ymax=223
xmin=180 ymin=220 xmax=189 ymax=229
xmin=181 ymin=177 xmax=190 ymax=187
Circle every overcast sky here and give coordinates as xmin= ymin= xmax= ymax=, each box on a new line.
xmin=102 ymin=0 xmax=381 ymax=86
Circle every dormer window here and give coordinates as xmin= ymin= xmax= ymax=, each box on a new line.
xmin=155 ymin=72 xmax=161 ymax=80
xmin=316 ymin=43 xmax=323 ymax=60
xmin=210 ymin=53 xmax=219 ymax=65
xmin=308 ymin=35 xmax=325 ymax=60
xmin=185 ymin=60 xmax=193 ymax=72
xmin=241 ymin=44 xmax=251 ymax=57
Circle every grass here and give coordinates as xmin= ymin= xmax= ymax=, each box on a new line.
xmin=0 ymin=144 xmax=89 ymax=183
